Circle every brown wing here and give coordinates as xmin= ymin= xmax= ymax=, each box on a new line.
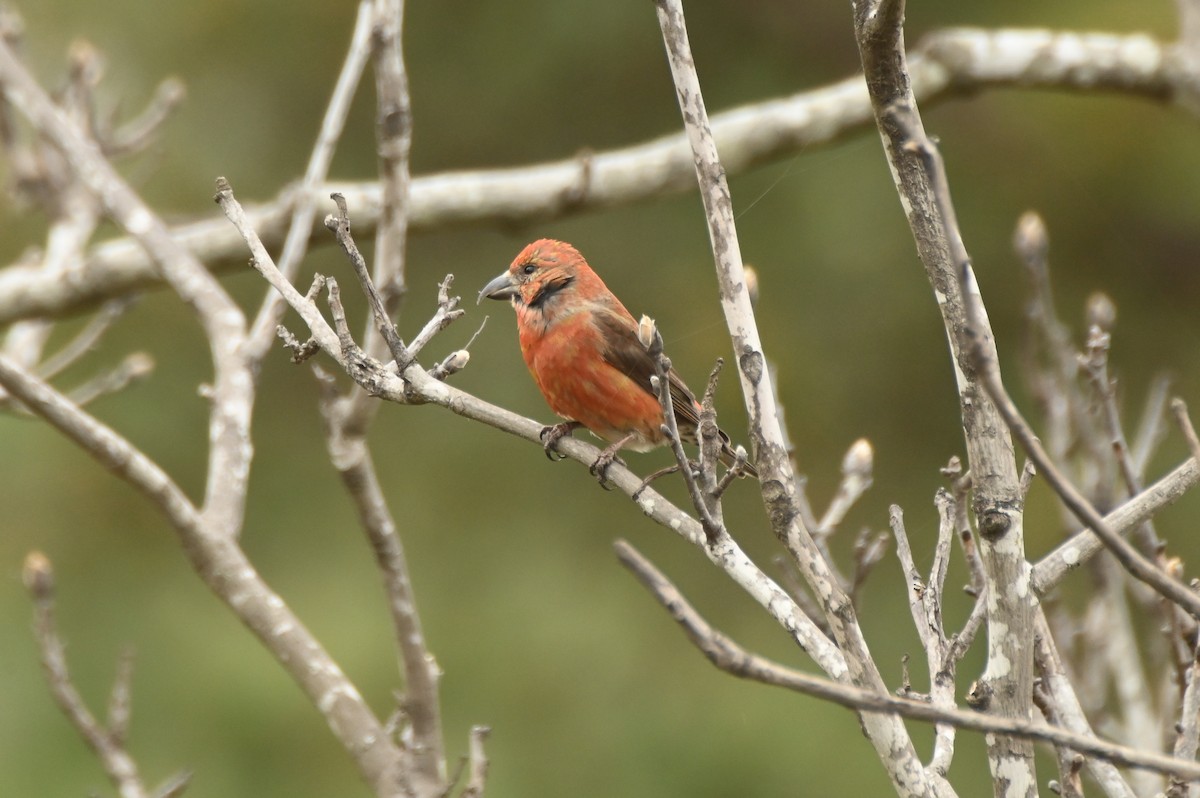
xmin=593 ymin=309 xmax=757 ymax=476
xmin=591 ymin=309 xmax=702 ymax=434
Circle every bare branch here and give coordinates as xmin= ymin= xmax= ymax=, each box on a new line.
xmin=959 ymin=268 xmax=1200 ymax=616
xmin=0 ymin=356 xmax=405 ymax=795
xmin=325 ymin=193 xmax=414 ymax=371
xmin=459 ymin=726 xmax=491 ymax=798
xmin=0 ymin=28 xmax=1186 ymax=325
xmin=614 ymin=539 xmax=1200 ymax=782
xmin=317 ymin=370 xmax=445 ymax=793
xmin=0 ymin=34 xmax=253 ymax=540
xmin=1032 ymin=454 xmax=1200 ymax=593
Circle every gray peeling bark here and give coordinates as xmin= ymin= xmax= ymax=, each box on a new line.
xmin=850 ymin=1 xmax=1037 ymax=796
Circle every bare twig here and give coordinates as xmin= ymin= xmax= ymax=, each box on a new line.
xmin=326 ymin=193 xmax=414 ymax=371
xmin=1080 ymin=310 xmax=1162 ymax=554
xmin=816 ymin=438 xmax=874 ymax=535
xmin=645 ymin=322 xmax=723 ymax=543
xmin=459 ymin=725 xmax=491 ymax=798
xmin=23 ymin=551 xmax=154 ymax=798
xmin=1131 ymin=373 xmax=1172 ymax=476
xmin=368 ymin=0 xmax=412 ymax=306
xmin=890 ymin=501 xmax=958 ymax=775
xmin=103 ymin=77 xmax=185 ymax=158
xmin=36 ymin=298 xmax=135 ymax=379
xmin=244 ymin=0 xmax=374 ymax=366
xmin=1032 ymin=454 xmax=1200 ymax=593
xmin=105 ymin=646 xmax=136 ymax=747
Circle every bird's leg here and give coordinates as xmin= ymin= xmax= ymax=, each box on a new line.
xmin=540 ymin=420 xmax=583 ymax=461
xmin=589 ymin=433 xmax=636 ymax=490
xmin=632 ymin=463 xmax=681 ymax=500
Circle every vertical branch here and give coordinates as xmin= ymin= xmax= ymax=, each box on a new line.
xmin=651 ymin=4 xmax=943 ymax=797
xmin=369 ymin=0 xmax=412 ymax=303
xmin=850 ymin=0 xmax=1037 ymax=791
xmin=1033 ymin=616 xmax=1137 ymax=798
xmin=244 ymin=1 xmax=374 ymax=365
xmin=317 ymin=371 xmax=447 ymax=793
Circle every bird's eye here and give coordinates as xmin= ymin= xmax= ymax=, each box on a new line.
xmin=522 ymin=263 xmax=536 ymax=275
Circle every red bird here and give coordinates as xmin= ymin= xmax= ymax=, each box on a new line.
xmin=479 ymin=239 xmax=756 ymax=484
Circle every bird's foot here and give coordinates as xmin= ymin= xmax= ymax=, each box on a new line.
xmin=632 ymin=464 xmax=681 ymax=500
xmin=540 ymin=421 xmax=582 ymax=461
xmin=588 ymin=447 xmax=626 ymax=490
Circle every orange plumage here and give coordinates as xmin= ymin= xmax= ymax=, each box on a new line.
xmin=479 ymin=239 xmax=755 ymax=481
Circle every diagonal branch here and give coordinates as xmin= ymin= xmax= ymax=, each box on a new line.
xmin=1032 ymin=455 xmax=1200 ymax=593
xmin=614 ymin=539 xmax=1200 ymax=782
xmin=0 ymin=354 xmax=406 ymax=796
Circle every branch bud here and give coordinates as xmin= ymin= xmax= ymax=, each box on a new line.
xmin=22 ymin=550 xmax=54 ymax=599
xmin=122 ymin=352 xmax=156 ymax=380
xmin=1014 ymin=211 xmax=1048 ymax=271
xmin=637 ymin=314 xmax=657 ymax=350
xmin=1085 ymin=291 xmax=1116 ymax=332
xmin=842 ymin=437 xmax=873 ymax=478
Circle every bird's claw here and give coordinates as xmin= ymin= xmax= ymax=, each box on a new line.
xmin=540 ymin=421 xmax=580 ymax=461
xmin=588 ymin=450 xmax=625 ymax=490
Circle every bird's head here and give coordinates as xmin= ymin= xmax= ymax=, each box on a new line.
xmin=478 ymin=239 xmax=591 ymax=311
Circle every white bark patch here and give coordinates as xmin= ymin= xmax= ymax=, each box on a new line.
xmin=988 ymin=620 xmax=1012 ymax=678
xmin=995 ymin=754 xmax=1035 ymax=798
xmin=1007 ymin=562 xmax=1032 ymax=602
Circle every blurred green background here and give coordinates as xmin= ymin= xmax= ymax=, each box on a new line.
xmin=3 ymin=1 xmax=1199 ymax=796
